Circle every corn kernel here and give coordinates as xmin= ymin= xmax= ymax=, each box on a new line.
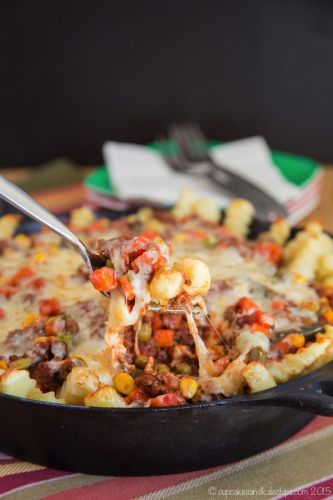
xmin=0 ymin=360 xmax=8 ymax=370
xmin=113 ymin=372 xmax=136 ymax=395
xmin=293 ymin=274 xmax=307 ymax=284
xmin=179 ymin=377 xmax=198 ymax=399
xmin=14 ymin=234 xmax=31 ymax=248
xmin=288 ymin=334 xmax=305 ymax=349
xmin=324 ymin=309 xmax=333 ymax=324
xmin=22 ymin=313 xmax=39 ymax=328
xmin=34 ymin=252 xmax=46 ymax=263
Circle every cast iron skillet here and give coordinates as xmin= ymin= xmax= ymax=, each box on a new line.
xmin=0 ymin=211 xmax=332 ymax=476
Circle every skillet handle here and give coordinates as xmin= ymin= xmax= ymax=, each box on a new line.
xmin=247 ymin=362 xmax=333 ymax=416
xmin=264 ymin=391 xmax=333 ymax=416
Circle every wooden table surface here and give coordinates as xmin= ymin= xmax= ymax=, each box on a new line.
xmin=1 ymin=165 xmax=333 ymax=230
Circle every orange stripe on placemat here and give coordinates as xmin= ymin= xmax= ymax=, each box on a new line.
xmin=0 ymin=459 xmax=44 ymax=477
xmin=32 ymin=184 xmax=86 ymax=213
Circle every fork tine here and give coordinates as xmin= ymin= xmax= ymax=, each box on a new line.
xmin=181 ymin=122 xmax=208 ymax=160
xmin=190 ymin=122 xmax=207 ymax=143
xmin=169 ymin=123 xmax=198 ymax=161
xmin=158 ymin=134 xmax=188 ymax=171
xmin=168 ymin=124 xmax=190 ymax=153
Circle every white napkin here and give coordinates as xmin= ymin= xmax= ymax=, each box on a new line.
xmin=103 ymin=137 xmax=300 ymax=208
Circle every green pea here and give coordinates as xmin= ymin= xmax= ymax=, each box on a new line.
xmin=10 ymin=356 xmax=33 ymax=369
xmin=138 ymin=323 xmax=152 ymax=342
xmin=156 ymin=363 xmax=170 ymax=373
xmin=175 ymin=362 xmax=192 ymax=375
xmin=106 ymin=259 xmax=114 ymax=268
xmin=57 ymin=332 xmax=72 ymax=348
xmin=135 ymin=355 xmax=148 ymax=369
xmin=203 ymin=236 xmax=217 ymax=248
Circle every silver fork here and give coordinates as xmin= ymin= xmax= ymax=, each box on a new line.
xmin=167 ymin=123 xmax=288 ymax=220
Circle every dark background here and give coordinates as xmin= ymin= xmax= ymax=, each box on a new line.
xmin=1 ymin=0 xmax=333 ymax=166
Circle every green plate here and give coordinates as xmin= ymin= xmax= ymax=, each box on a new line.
xmin=85 ymin=142 xmax=320 ymax=196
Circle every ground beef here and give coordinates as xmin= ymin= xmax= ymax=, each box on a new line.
xmin=58 ymin=357 xmax=86 ymax=380
xmin=22 ymin=293 xmax=35 ymax=303
xmin=73 ymin=263 xmax=90 ymax=280
xmin=64 ymin=317 xmax=80 ymax=338
xmin=109 ymin=217 xmax=133 ymax=234
xmin=4 ymin=323 xmax=44 ymax=357
xmin=66 ymin=299 xmax=107 ymax=339
xmin=28 ymin=337 xmax=67 ymax=363
xmin=30 ymin=360 xmax=63 ymax=393
xmin=96 ymin=236 xmax=131 ymax=260
xmin=136 ymin=370 xmax=179 ymax=397
xmin=154 ymin=210 xmax=176 ymax=223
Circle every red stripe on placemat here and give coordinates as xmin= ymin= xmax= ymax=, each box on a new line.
xmin=292 ymin=416 xmax=333 ymax=439
xmin=282 ymin=475 xmax=333 ymax=499
xmin=0 ymin=468 xmax=71 ymax=495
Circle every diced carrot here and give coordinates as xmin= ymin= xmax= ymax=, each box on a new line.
xmin=39 ymin=298 xmax=61 ymax=317
xmin=86 ymin=219 xmax=109 ymax=234
xmin=29 ymin=277 xmax=46 ymax=289
xmin=118 ymin=275 xmax=135 ymax=301
xmin=252 ymin=310 xmax=275 ymax=329
xmin=127 ymin=387 xmax=149 ymax=403
xmin=271 ymin=300 xmax=286 ymax=310
xmin=153 ymin=254 xmax=168 ymax=271
xmin=186 ymin=230 xmax=208 ymax=241
xmin=127 ymin=236 xmax=150 ymax=260
xmin=236 ymin=297 xmax=259 ymax=312
xmin=250 ymin=323 xmax=270 ymax=337
xmin=0 ymin=286 xmax=17 ymax=297
xmin=216 ymin=242 xmax=230 ymax=249
xmin=131 ymin=253 xmax=153 ymax=273
xmin=217 ymin=225 xmax=234 ymax=237
xmin=140 ymin=229 xmax=158 ymax=240
xmin=254 ymin=241 xmax=283 ymax=265
xmin=150 ymin=392 xmax=185 ymax=407
xmin=0 ymin=307 xmax=5 ymax=320
xmin=152 ymin=314 xmax=162 ymax=332
xmin=89 ymin=267 xmax=117 ymax=292
xmin=154 ymin=329 xmax=174 ymax=348
xmin=11 ymin=266 xmax=34 ymax=286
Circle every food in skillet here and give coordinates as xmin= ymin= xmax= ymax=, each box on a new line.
xmin=0 ymin=190 xmax=333 ymax=407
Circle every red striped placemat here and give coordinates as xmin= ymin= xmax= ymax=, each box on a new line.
xmin=0 ymin=417 xmax=332 ymax=499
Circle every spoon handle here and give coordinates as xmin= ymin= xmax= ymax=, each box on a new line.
xmin=0 ymin=175 xmax=93 ymax=272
